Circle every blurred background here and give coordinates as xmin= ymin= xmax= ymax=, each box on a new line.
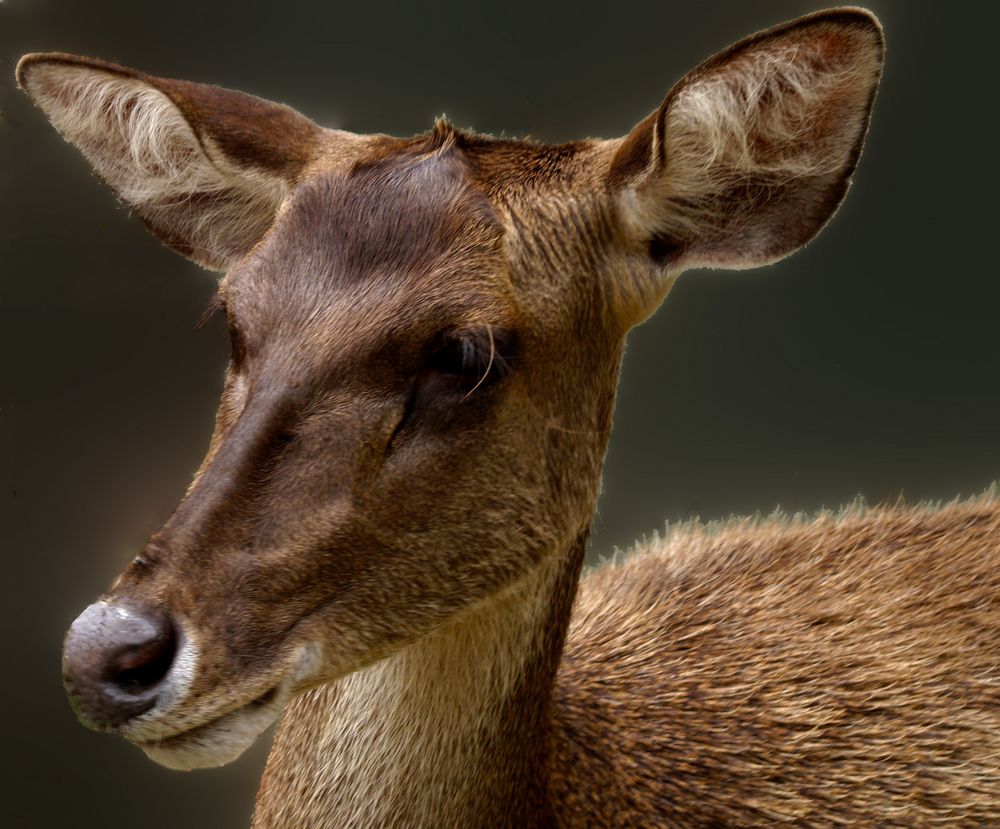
xmin=2 ymin=0 xmax=998 ymax=825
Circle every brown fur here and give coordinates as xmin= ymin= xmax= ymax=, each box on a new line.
xmin=552 ymin=497 xmax=1000 ymax=826
xmin=20 ymin=7 xmax=995 ymax=828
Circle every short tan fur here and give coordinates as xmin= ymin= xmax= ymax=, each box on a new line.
xmin=20 ymin=8 xmax=1000 ymax=827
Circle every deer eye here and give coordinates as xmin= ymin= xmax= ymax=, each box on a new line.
xmin=424 ymin=329 xmax=514 ymax=391
xmin=386 ymin=328 xmax=517 ymax=454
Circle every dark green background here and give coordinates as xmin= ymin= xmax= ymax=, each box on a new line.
xmin=2 ymin=0 xmax=998 ymax=826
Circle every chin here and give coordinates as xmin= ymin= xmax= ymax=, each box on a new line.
xmin=133 ymin=643 xmax=322 ymax=771
xmin=136 ymin=689 xmax=286 ymax=770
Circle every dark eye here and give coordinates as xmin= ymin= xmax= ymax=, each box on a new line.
xmin=425 ymin=328 xmax=515 ymax=392
xmin=386 ymin=327 xmax=517 ymax=454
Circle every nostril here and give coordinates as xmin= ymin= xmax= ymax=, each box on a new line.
xmin=63 ymin=602 xmax=179 ymax=730
xmin=104 ymin=619 xmax=177 ymax=694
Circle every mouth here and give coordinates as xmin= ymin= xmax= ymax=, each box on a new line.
xmin=124 ymin=643 xmax=320 ymax=771
xmin=132 ymin=682 xmax=287 ymax=770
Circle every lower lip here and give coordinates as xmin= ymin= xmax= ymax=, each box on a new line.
xmin=134 ymin=683 xmax=280 ymax=751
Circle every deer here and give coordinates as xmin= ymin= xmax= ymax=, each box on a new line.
xmin=17 ymin=6 xmax=1000 ymax=826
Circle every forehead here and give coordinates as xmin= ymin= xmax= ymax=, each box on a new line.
xmin=226 ymin=141 xmax=506 ymax=332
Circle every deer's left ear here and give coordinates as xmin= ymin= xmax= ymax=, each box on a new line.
xmin=609 ymin=8 xmax=883 ymax=294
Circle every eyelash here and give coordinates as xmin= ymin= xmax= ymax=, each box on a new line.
xmin=195 ymin=294 xmax=248 ymax=367
xmin=195 ymin=293 xmax=226 ymax=330
xmin=385 ymin=328 xmax=515 ymax=453
xmin=424 ymin=328 xmax=514 ymax=391
xmin=198 ymin=291 xmax=515 ymax=400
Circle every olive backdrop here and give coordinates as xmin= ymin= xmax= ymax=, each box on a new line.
xmin=2 ymin=0 xmax=998 ymax=826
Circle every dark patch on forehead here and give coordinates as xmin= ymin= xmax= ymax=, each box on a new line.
xmin=262 ymin=142 xmax=502 ymax=292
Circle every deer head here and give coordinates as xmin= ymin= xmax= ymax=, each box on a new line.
xmin=19 ymin=8 xmax=882 ymax=771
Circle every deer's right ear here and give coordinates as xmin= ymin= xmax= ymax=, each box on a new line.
xmin=17 ymin=53 xmax=328 ymax=271
xmin=606 ymin=8 xmax=883 ymax=318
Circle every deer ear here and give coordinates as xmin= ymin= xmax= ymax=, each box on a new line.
xmin=16 ymin=53 xmax=327 ymax=271
xmin=609 ymin=8 xmax=883 ymax=280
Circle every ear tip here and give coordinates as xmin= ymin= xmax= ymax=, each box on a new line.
xmin=803 ymin=7 xmax=885 ymax=59
xmin=15 ymin=52 xmax=51 ymax=91
xmin=814 ymin=6 xmax=883 ymax=30
xmin=17 ymin=52 xmax=86 ymax=88
xmin=16 ymin=52 xmax=142 ymax=96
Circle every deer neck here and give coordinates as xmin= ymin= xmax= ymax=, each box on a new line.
xmin=253 ymin=531 xmax=587 ymax=829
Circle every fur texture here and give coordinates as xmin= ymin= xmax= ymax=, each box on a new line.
xmin=17 ymin=59 xmax=301 ymax=269
xmin=615 ymin=10 xmax=884 ymax=282
xmin=552 ymin=495 xmax=1000 ymax=826
xmin=24 ymin=8 xmax=987 ymax=829
xmin=255 ymin=546 xmax=581 ymax=827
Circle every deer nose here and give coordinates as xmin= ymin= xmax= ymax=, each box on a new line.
xmin=62 ymin=602 xmax=177 ymax=731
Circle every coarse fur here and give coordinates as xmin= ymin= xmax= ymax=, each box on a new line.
xmin=611 ymin=9 xmax=883 ymax=285
xmin=17 ymin=54 xmax=340 ymax=269
xmin=20 ymin=63 xmax=285 ymax=268
xmin=21 ymin=7 xmax=1000 ymax=828
xmin=552 ymin=493 xmax=1000 ymax=825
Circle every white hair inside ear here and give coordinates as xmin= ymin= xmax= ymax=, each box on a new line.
xmin=18 ymin=59 xmax=296 ymax=270
xmin=615 ymin=10 xmax=883 ymax=281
